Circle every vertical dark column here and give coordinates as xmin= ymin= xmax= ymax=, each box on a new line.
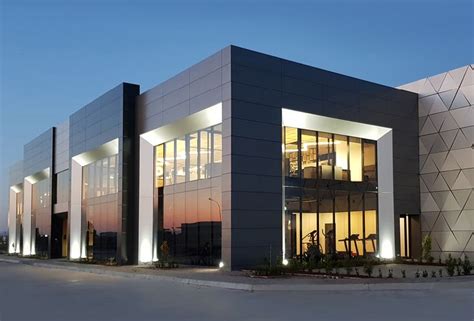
xmin=119 ymin=83 xmax=140 ymax=264
xmin=49 ymin=127 xmax=56 ymax=258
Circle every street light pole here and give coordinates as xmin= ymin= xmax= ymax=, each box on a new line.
xmin=208 ymin=197 xmax=222 ymax=222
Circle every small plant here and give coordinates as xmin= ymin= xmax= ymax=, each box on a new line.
xmin=363 ymin=260 xmax=374 ymax=277
xmin=438 ymin=257 xmax=442 ymax=265
xmin=431 ymin=271 xmax=436 ymax=278
xmin=446 ymin=254 xmax=456 ymax=276
xmin=422 ymin=270 xmax=428 ymax=278
xmin=415 ymin=270 xmax=420 ymax=278
xmin=461 ymin=256 xmax=472 ymax=275
xmin=438 ymin=269 xmax=443 ymax=277
xmin=421 ymin=235 xmax=432 ymax=262
xmin=160 ymin=241 xmax=170 ymax=263
xmin=401 ymin=269 xmax=406 ymax=278
xmin=355 ymin=268 xmax=360 ymax=277
xmin=456 ymin=264 xmax=462 ymax=276
xmin=378 ymin=268 xmax=383 ymax=278
xmin=387 ymin=269 xmax=393 ymax=278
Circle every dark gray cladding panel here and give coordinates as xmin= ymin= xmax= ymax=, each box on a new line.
xmin=228 ymin=46 xmax=419 ymax=267
xmin=136 ymin=47 xmax=231 ymax=135
xmin=229 ymin=46 xmax=420 ymax=217
xmin=69 ymin=83 xmax=139 ymax=158
xmin=23 ymin=128 xmax=54 ymax=177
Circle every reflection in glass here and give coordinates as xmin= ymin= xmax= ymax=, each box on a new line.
xmin=32 ymin=178 xmax=50 ymax=257
xmin=82 ymin=154 xmax=119 ymax=262
xmin=155 ymin=123 xmax=222 ymax=265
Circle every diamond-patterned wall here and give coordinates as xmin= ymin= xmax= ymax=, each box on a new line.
xmin=399 ymin=65 xmax=474 ymax=259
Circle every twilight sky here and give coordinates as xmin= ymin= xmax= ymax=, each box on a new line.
xmin=0 ymin=0 xmax=472 ymax=232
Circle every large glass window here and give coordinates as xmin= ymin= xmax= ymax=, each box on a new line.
xmin=81 ymin=154 xmax=119 ymax=262
xmin=154 ymin=123 xmax=222 ymax=265
xmin=301 ymin=130 xmax=317 ymax=179
xmin=188 ymin=132 xmax=199 ymax=181
xmin=335 ymin=191 xmax=349 ymax=253
xmin=334 ymin=135 xmax=349 ymax=181
xmin=284 ymin=127 xmax=299 ymax=177
xmin=32 ymin=178 xmax=51 ymax=257
xmin=349 ymin=137 xmax=362 ymax=182
xmin=155 ymin=144 xmax=164 ymax=188
xmin=283 ymin=127 xmax=378 ymax=259
xmin=363 ymin=141 xmax=377 ymax=183
xmin=165 ymin=140 xmax=175 ymax=185
xmin=318 ymin=132 xmax=334 ymax=179
xmin=176 ymin=137 xmax=186 ymax=184
xmin=350 ymin=193 xmax=364 ymax=256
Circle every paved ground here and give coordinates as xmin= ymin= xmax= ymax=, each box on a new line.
xmin=0 ymin=262 xmax=472 ymax=321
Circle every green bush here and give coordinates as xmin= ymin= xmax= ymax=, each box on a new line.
xmin=461 ymin=256 xmax=472 ymax=275
xmin=421 ymin=235 xmax=432 ymax=262
xmin=445 ymin=254 xmax=456 ymax=276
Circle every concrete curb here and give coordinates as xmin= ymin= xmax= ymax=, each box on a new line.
xmin=0 ymin=257 xmax=21 ymax=264
xmin=2 ymin=257 xmax=473 ymax=292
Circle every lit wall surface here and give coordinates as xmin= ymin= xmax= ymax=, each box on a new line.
xmin=399 ymin=65 xmax=474 ymax=259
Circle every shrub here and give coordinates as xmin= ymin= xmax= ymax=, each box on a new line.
xmin=387 ymin=269 xmax=393 ymax=278
xmin=461 ymin=256 xmax=472 ymax=275
xmin=445 ymin=254 xmax=456 ymax=276
xmin=363 ymin=260 xmax=374 ymax=277
xmin=422 ymin=270 xmax=428 ymax=278
xmin=421 ymin=235 xmax=432 ymax=262
xmin=401 ymin=269 xmax=406 ymax=278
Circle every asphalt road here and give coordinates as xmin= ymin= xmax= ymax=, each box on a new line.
xmin=0 ymin=262 xmax=472 ymax=321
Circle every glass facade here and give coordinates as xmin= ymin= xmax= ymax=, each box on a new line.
xmin=15 ymin=190 xmax=24 ymax=253
xmin=284 ymin=127 xmax=378 ymax=259
xmin=32 ymin=179 xmax=51 ymax=257
xmin=154 ymin=124 xmax=222 ymax=265
xmin=82 ymin=154 xmax=119 ymax=261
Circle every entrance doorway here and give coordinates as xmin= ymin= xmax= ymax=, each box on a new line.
xmin=51 ymin=213 xmax=68 ymax=258
xmin=399 ymin=215 xmax=421 ymax=258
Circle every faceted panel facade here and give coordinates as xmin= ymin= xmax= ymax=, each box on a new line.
xmin=399 ymin=65 xmax=474 ymax=259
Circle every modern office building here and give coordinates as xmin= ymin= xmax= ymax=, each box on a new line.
xmin=6 ymin=46 xmax=472 ymax=269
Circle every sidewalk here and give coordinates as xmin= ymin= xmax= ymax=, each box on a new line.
xmin=1 ymin=254 xmax=473 ymax=292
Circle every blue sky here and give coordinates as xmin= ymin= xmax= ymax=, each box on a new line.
xmin=0 ymin=0 xmax=472 ymax=232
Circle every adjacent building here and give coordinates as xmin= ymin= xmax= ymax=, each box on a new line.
xmin=6 ymin=46 xmax=472 ymax=269
xmin=399 ymin=65 xmax=474 ymax=260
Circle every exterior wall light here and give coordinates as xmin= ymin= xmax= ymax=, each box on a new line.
xmin=282 ymin=259 xmax=289 ymax=266
xmin=219 ymin=261 xmax=224 ymax=268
